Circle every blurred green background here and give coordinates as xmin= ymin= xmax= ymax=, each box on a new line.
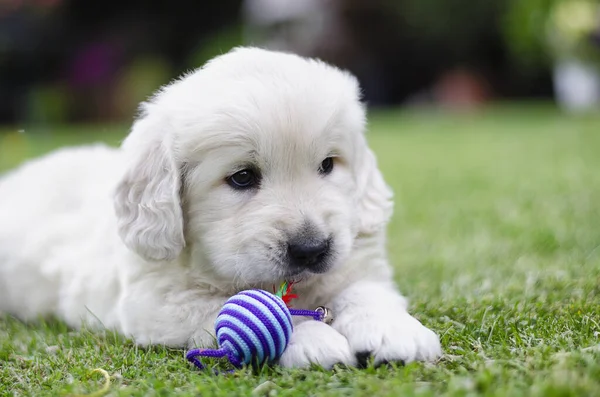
xmin=1 ymin=0 xmax=599 ymax=128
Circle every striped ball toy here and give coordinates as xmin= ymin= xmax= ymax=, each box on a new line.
xmin=186 ymin=283 xmax=327 ymax=371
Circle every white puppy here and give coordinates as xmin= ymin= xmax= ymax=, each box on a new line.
xmin=0 ymin=47 xmax=441 ymax=368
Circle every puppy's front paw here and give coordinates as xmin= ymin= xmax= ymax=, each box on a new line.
xmin=333 ymin=308 xmax=442 ymax=366
xmin=278 ymin=320 xmax=357 ymax=369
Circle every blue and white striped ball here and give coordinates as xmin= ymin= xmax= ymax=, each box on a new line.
xmin=215 ymin=289 xmax=293 ymax=367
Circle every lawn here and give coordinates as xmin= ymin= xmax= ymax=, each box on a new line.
xmin=1 ymin=105 xmax=599 ymax=396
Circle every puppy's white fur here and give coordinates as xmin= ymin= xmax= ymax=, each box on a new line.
xmin=0 ymin=47 xmax=441 ymax=367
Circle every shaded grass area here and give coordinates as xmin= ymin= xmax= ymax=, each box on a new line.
xmin=1 ymin=106 xmax=599 ymax=396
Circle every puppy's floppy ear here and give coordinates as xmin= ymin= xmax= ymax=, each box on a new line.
xmin=355 ymin=143 xmax=394 ymax=236
xmin=114 ymin=111 xmax=185 ymax=261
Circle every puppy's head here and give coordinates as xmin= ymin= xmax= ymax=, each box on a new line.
xmin=114 ymin=47 xmax=392 ymax=285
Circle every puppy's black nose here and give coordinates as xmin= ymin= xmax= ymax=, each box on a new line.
xmin=287 ymin=238 xmax=330 ymax=270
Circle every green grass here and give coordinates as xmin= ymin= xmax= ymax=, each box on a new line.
xmin=1 ymin=105 xmax=600 ymax=396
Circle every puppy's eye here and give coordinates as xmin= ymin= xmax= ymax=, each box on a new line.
xmin=319 ymin=157 xmax=334 ymax=175
xmin=227 ymin=169 xmax=258 ymax=190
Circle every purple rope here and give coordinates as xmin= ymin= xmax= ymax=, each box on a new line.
xmin=186 ymin=348 xmax=237 ymax=371
xmin=289 ymin=308 xmax=324 ymax=321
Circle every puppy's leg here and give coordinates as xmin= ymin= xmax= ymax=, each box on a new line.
xmin=117 ymin=285 xmax=227 ymax=348
xmin=278 ymin=320 xmax=356 ymax=369
xmin=330 ymin=281 xmax=442 ymax=366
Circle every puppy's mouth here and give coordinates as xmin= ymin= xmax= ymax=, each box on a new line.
xmin=282 ymin=269 xmax=308 ymax=284
xmin=257 ymin=255 xmax=334 ymax=288
xmin=280 ymin=268 xmax=321 ymax=285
